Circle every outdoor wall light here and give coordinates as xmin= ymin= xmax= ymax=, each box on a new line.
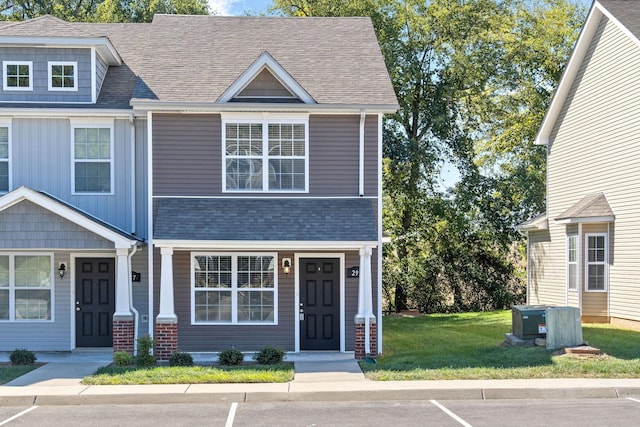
xmin=58 ymin=263 xmax=67 ymax=279
xmin=282 ymin=258 xmax=292 ymax=275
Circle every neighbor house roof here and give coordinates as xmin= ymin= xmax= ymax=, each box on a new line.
xmin=555 ymin=192 xmax=615 ymax=223
xmin=535 ymin=0 xmax=640 ymax=145
xmin=154 ymin=198 xmax=377 ymax=243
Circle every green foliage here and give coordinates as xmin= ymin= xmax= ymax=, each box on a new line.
xmin=253 ymin=345 xmax=286 ymax=365
xmin=135 ymin=335 xmax=156 ymax=367
xmin=10 ymin=348 xmax=36 ymax=365
xmin=218 ymin=347 xmax=244 ymax=366
xmin=113 ymin=351 xmax=133 ymax=367
xmin=168 ymin=351 xmax=194 ymax=367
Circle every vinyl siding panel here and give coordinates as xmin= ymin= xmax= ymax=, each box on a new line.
xmin=0 ymin=47 xmax=92 ymax=103
xmin=543 ymin=15 xmax=640 ymax=321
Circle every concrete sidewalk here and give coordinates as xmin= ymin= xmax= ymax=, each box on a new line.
xmin=2 ymin=351 xmax=640 ymax=406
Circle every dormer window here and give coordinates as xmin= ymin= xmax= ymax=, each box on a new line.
xmin=48 ymin=62 xmax=77 ymax=91
xmin=3 ymin=61 xmax=32 ymax=91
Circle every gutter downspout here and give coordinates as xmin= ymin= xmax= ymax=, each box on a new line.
xmin=129 ymin=113 xmax=136 ymax=235
xmin=359 ymin=110 xmax=366 ymax=197
xmin=128 ymin=244 xmax=139 ymax=353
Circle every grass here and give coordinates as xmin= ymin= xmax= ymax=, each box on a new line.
xmin=82 ymin=363 xmax=294 ymax=385
xmin=0 ymin=364 xmax=39 ymax=385
xmin=361 ymin=310 xmax=640 ymax=381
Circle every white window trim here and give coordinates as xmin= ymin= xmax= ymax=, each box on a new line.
xmin=0 ymin=253 xmax=55 ymax=322
xmin=221 ymin=113 xmax=309 ymax=193
xmin=566 ymin=234 xmax=578 ymax=292
xmin=70 ymin=118 xmax=115 ymax=195
xmin=2 ymin=61 xmax=33 ymax=91
xmin=191 ymin=252 xmax=278 ymax=325
xmin=48 ymin=61 xmax=78 ymax=92
xmin=0 ymin=119 xmax=11 ymax=194
xmin=585 ymin=232 xmax=608 ymax=292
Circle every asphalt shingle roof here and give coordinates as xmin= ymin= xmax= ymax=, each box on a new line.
xmin=154 ymin=198 xmax=377 ymax=241
xmin=555 ymin=193 xmax=614 ymax=221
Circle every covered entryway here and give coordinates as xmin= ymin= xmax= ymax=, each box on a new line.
xmin=75 ymin=258 xmax=116 ymax=347
xmin=299 ymin=258 xmax=340 ymax=350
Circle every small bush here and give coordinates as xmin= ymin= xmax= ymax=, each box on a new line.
xmin=10 ymin=348 xmax=36 ymax=365
xmin=136 ymin=335 xmax=156 ymax=367
xmin=218 ymin=347 xmax=244 ymax=366
xmin=253 ymin=345 xmax=285 ymax=365
xmin=113 ymin=351 xmax=132 ymax=367
xmin=169 ymin=351 xmax=194 ymax=367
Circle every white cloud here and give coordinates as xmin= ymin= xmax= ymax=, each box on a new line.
xmin=208 ymin=0 xmax=240 ymax=16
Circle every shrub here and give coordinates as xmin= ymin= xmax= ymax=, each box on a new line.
xmin=10 ymin=348 xmax=36 ymax=365
xmin=135 ymin=335 xmax=156 ymax=367
xmin=253 ymin=345 xmax=285 ymax=365
xmin=169 ymin=351 xmax=194 ymax=367
xmin=113 ymin=351 xmax=133 ymax=367
xmin=218 ymin=347 xmax=244 ymax=366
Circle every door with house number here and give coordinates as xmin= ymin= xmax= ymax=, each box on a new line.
xmin=75 ymin=258 xmax=115 ymax=347
xmin=299 ymin=258 xmax=340 ymax=350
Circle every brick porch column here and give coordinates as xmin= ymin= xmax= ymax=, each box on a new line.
xmin=155 ymin=247 xmax=178 ymax=361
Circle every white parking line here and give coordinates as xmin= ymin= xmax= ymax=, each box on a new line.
xmin=0 ymin=406 xmax=38 ymax=426
xmin=627 ymin=398 xmax=640 ymax=404
xmin=430 ymin=400 xmax=472 ymax=427
xmin=225 ymin=402 xmax=238 ymax=427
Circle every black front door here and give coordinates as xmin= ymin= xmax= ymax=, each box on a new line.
xmin=300 ymin=258 xmax=340 ymax=350
xmin=75 ymin=258 xmax=115 ymax=347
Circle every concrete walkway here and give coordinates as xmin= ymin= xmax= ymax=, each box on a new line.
xmin=2 ymin=351 xmax=640 ymax=406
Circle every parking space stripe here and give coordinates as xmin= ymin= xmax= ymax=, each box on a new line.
xmin=0 ymin=406 xmax=38 ymax=426
xmin=225 ymin=402 xmax=238 ymax=427
xmin=430 ymin=400 xmax=472 ymax=427
xmin=627 ymin=398 xmax=640 ymax=404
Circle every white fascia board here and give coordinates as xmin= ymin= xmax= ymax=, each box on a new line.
xmin=0 ymin=37 xmax=122 ymax=65
xmin=0 ymin=109 xmax=132 ymax=118
xmin=555 ymin=215 xmax=615 ymax=224
xmin=535 ymin=4 xmax=603 ymax=146
xmin=154 ymin=240 xmax=379 ymax=251
xmin=0 ymin=186 xmax=137 ymax=249
xmin=129 ymin=100 xmax=399 ymax=114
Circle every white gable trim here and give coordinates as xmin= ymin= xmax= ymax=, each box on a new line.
xmin=536 ymin=1 xmax=640 ymax=145
xmin=0 ymin=186 xmax=137 ymax=249
xmin=218 ymin=52 xmax=315 ymax=104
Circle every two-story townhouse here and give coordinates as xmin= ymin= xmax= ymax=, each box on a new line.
xmin=520 ymin=0 xmax=640 ymax=329
xmin=0 ymin=16 xmax=150 ymax=353
xmin=131 ymin=15 xmax=398 ymax=360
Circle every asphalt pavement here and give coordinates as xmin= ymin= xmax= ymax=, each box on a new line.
xmin=1 ymin=351 xmax=640 ymax=406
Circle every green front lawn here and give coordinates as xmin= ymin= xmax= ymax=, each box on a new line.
xmin=0 ymin=364 xmax=38 ymax=385
xmin=362 ymin=311 xmax=640 ymax=380
xmin=82 ymin=364 xmax=294 ymax=385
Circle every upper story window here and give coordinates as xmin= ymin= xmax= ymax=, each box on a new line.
xmin=71 ymin=119 xmax=114 ymax=195
xmin=222 ymin=114 xmax=308 ymax=193
xmin=3 ymin=61 xmax=32 ymax=91
xmin=48 ymin=62 xmax=77 ymax=91
xmin=566 ymin=235 xmax=577 ymax=291
xmin=0 ymin=122 xmax=9 ymax=193
xmin=0 ymin=254 xmax=53 ymax=321
xmin=585 ymin=233 xmax=607 ymax=292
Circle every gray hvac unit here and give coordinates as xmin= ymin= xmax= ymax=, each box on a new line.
xmin=512 ymin=305 xmax=547 ymax=340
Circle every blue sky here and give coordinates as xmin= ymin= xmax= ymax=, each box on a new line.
xmin=208 ymin=0 xmax=274 ymax=15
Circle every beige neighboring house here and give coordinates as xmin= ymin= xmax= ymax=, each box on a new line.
xmin=520 ymin=0 xmax=640 ymax=328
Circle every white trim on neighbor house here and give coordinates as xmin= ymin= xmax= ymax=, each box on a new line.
xmin=294 ymin=252 xmax=346 ymax=353
xmin=585 ymin=232 xmax=608 ymax=293
xmin=47 ymin=61 xmax=78 ymax=92
xmin=221 ymin=113 xmax=310 ymax=194
xmin=190 ymin=252 xmax=279 ymax=326
xmin=0 ymin=252 xmax=55 ymax=322
xmin=2 ymin=61 xmax=33 ymax=91
xmin=70 ymin=118 xmax=115 ymax=196
xmin=0 ymin=119 xmax=11 ymax=193
xmin=0 ymin=186 xmax=137 ymax=249
xmin=218 ymin=52 xmax=315 ymax=104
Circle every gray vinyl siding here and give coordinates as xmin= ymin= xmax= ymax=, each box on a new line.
xmin=542 ymin=15 xmax=640 ymax=321
xmin=0 ymin=47 xmax=92 ymax=103
xmin=152 ymin=113 xmax=379 ymax=197
xmin=10 ymin=117 xmax=139 ymax=235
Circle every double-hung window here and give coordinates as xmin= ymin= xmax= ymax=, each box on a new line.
xmin=3 ymin=61 xmax=32 ymax=91
xmin=71 ymin=120 xmax=114 ymax=194
xmin=0 ymin=255 xmax=53 ymax=321
xmin=0 ymin=122 xmax=9 ymax=193
xmin=48 ymin=62 xmax=77 ymax=91
xmin=585 ymin=233 xmax=607 ymax=291
xmin=567 ymin=235 xmax=578 ymax=291
xmin=192 ymin=253 xmax=277 ymax=324
xmin=223 ymin=114 xmax=308 ymax=192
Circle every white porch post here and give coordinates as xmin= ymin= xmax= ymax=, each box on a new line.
xmin=157 ymin=247 xmax=177 ymax=321
xmin=114 ymin=248 xmax=131 ymax=316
